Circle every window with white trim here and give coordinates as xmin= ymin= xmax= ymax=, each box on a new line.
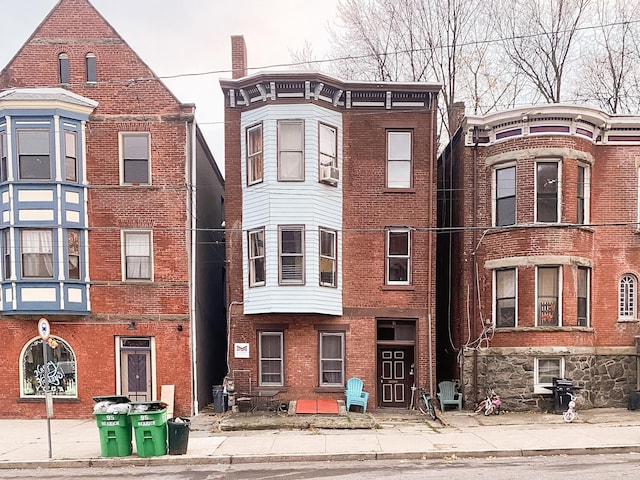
xmin=537 ymin=266 xmax=560 ymax=326
xmin=495 ymin=165 xmax=516 ymax=226
xmin=495 ymin=268 xmax=516 ymax=327
xmin=0 ymin=132 xmax=6 ymax=182
xmin=386 ymin=228 xmax=410 ymax=285
xmin=535 ymin=357 xmax=564 ymax=392
xmin=248 ymin=228 xmax=265 ymax=287
xmin=68 ymin=229 xmax=80 ymax=280
xmin=577 ymin=266 xmax=589 ymax=326
xmin=3 ymin=229 xmax=11 ymax=280
xmin=319 ymin=123 xmax=337 ymax=167
xmin=279 ymin=225 xmax=304 ymax=285
xmin=386 ymin=130 xmax=412 ymax=188
xmin=619 ymin=273 xmax=637 ymax=321
xmin=65 ymin=130 xmax=78 ymax=182
xmin=21 ymin=229 xmax=54 ymax=278
xmin=577 ymin=165 xmax=589 ymax=224
xmin=246 ymin=123 xmax=263 ymax=185
xmin=320 ymin=332 xmax=344 ymax=386
xmin=120 ymin=133 xmax=150 ymax=185
xmin=536 ymin=161 xmax=559 ymax=222
xmin=259 ymin=332 xmax=283 ymax=386
xmin=277 ymin=120 xmax=304 ymax=181
xmin=319 ymin=228 xmax=336 ymax=287
xmin=18 ymin=130 xmax=51 ymax=180
xmin=123 ymin=231 xmax=152 ymax=281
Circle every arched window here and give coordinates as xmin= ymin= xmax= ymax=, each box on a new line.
xmin=619 ymin=274 xmax=637 ymax=320
xmin=58 ymin=53 xmax=69 ymax=84
xmin=85 ymin=53 xmax=96 ymax=83
xmin=21 ymin=336 xmax=77 ymax=397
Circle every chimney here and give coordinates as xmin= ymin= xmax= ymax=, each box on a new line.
xmin=231 ymin=35 xmax=247 ymax=79
xmin=448 ymin=101 xmax=466 ymax=135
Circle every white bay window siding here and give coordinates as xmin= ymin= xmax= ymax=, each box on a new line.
xmin=240 ymin=104 xmax=343 ymax=315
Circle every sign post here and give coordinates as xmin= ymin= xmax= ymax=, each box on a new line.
xmin=38 ymin=317 xmax=53 ymax=459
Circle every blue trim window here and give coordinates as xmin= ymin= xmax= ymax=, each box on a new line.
xmin=17 ymin=130 xmax=51 ymax=180
xmin=21 ymin=229 xmax=54 ymax=279
xmin=65 ymin=131 xmax=78 ymax=182
xmin=0 ymin=132 xmax=6 ymax=182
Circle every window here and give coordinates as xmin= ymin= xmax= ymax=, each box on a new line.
xmin=386 ymin=228 xmax=410 ymax=285
xmin=495 ymin=268 xmax=516 ymax=327
xmin=319 ymin=228 xmax=337 ymax=287
xmin=21 ymin=336 xmax=77 ymax=397
xmin=495 ymin=165 xmax=516 ymax=226
xmin=387 ymin=130 xmax=412 ymax=188
xmin=18 ymin=130 xmax=50 ymax=180
xmin=259 ymin=332 xmax=283 ymax=386
xmin=277 ymin=120 xmax=304 ymax=181
xmin=121 ymin=133 xmax=150 ymax=185
xmin=123 ymin=231 xmax=152 ymax=280
xmin=85 ymin=53 xmax=96 ymax=83
xmin=68 ymin=230 xmax=80 ymax=280
xmin=246 ymin=124 xmax=263 ymax=185
xmin=535 ymin=357 xmax=564 ymax=391
xmin=248 ymin=228 xmax=265 ymax=287
xmin=3 ymin=230 xmax=10 ymax=280
xmin=319 ymin=123 xmax=337 ymax=167
xmin=21 ymin=230 xmax=54 ymax=278
xmin=64 ymin=131 xmax=78 ymax=182
xmin=577 ymin=267 xmax=589 ymax=326
xmin=619 ymin=273 xmax=637 ymax=320
xmin=0 ymin=132 xmax=6 ymax=182
xmin=536 ymin=162 xmax=559 ymax=222
xmin=279 ymin=226 xmax=304 ymax=284
xmin=320 ymin=332 xmax=344 ymax=386
xmin=577 ymin=165 xmax=589 ymax=224
xmin=58 ymin=53 xmax=69 ymax=84
xmin=537 ymin=266 xmax=559 ymax=326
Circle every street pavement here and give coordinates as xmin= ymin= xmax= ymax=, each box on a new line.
xmin=1 ymin=406 xmax=640 ymax=469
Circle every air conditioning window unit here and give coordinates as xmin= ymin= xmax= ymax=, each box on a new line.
xmin=320 ymin=165 xmax=339 ymax=185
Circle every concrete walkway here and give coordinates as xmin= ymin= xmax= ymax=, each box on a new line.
xmin=2 ymin=407 xmax=640 ymax=469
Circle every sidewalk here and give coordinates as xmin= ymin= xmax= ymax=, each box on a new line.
xmin=2 ymin=407 xmax=640 ymax=469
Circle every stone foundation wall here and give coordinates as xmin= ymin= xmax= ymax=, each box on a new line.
xmin=460 ymin=348 xmax=638 ymax=412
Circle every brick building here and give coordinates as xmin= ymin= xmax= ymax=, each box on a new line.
xmin=0 ymin=0 xmax=225 ymax=418
xmin=438 ymin=104 xmax=640 ymax=410
xmin=220 ymin=36 xmax=440 ymax=409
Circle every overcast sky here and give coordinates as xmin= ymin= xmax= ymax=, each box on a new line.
xmin=0 ymin=0 xmax=341 ymax=176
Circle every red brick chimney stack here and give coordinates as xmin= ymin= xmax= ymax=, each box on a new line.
xmin=231 ymin=35 xmax=247 ymax=79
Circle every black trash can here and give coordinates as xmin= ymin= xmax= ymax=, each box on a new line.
xmin=552 ymin=378 xmax=574 ymax=414
xmin=167 ymin=417 xmax=190 ymax=455
xmin=628 ymin=391 xmax=640 ymax=410
xmin=212 ymin=385 xmax=226 ymax=413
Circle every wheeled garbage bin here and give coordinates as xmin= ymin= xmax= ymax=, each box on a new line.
xmin=212 ymin=385 xmax=226 ymax=413
xmin=128 ymin=401 xmax=168 ymax=457
xmin=92 ymin=395 xmax=132 ymax=457
xmin=552 ymin=378 xmax=574 ymax=414
xmin=167 ymin=417 xmax=191 ymax=455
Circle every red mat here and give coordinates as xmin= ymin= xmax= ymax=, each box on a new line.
xmin=296 ymin=398 xmax=339 ymax=414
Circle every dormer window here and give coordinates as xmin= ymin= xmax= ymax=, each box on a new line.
xmin=58 ymin=53 xmax=70 ymax=84
xmin=85 ymin=53 xmax=96 ymax=83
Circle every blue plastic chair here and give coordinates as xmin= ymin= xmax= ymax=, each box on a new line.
xmin=437 ymin=380 xmax=463 ymax=411
xmin=345 ymin=377 xmax=369 ymax=413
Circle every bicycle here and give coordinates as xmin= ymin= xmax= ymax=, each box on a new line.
xmin=416 ymin=387 xmax=437 ymax=420
xmin=563 ymin=393 xmax=579 ymax=423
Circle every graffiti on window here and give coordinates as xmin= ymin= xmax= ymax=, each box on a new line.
xmin=22 ymin=337 xmax=77 ymax=397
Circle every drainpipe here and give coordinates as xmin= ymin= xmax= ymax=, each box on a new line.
xmin=472 ymin=127 xmax=479 ymax=404
xmin=428 ymin=93 xmax=436 ymax=397
xmin=189 ymin=120 xmax=199 ymax=415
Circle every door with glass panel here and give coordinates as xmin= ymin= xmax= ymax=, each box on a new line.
xmin=119 ymin=337 xmax=152 ymax=401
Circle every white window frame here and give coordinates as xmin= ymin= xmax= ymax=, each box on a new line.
xmin=536 ymin=266 xmax=561 ymax=326
xmin=494 ymin=164 xmax=516 ymax=226
xmin=20 ymin=335 xmax=77 ymax=398
xmin=277 ymin=119 xmax=304 ymax=181
xmin=278 ymin=225 xmax=305 ymax=285
xmin=319 ymin=332 xmax=344 ymax=387
xmin=21 ymin=229 xmax=54 ymax=279
xmin=121 ymin=230 xmax=153 ymax=281
xmin=64 ymin=130 xmax=78 ymax=183
xmin=246 ymin=123 xmax=263 ymax=185
xmin=259 ymin=331 xmax=283 ymax=386
xmin=3 ymin=229 xmax=11 ymax=280
xmin=67 ymin=229 xmax=81 ymax=280
xmin=319 ymin=123 xmax=337 ymax=168
xmin=577 ymin=164 xmax=590 ymax=225
xmin=535 ymin=160 xmax=561 ymax=223
xmin=319 ymin=228 xmax=337 ymax=287
xmin=534 ymin=357 xmax=564 ymax=394
xmin=619 ymin=273 xmax=637 ymax=321
xmin=248 ymin=228 xmax=265 ymax=287
xmin=386 ymin=130 xmax=412 ymax=189
xmin=17 ymin=129 xmax=51 ymax=180
xmin=0 ymin=131 xmax=6 ymax=182
xmin=577 ymin=266 xmax=589 ymax=327
xmin=386 ymin=228 xmax=411 ymax=285
xmin=494 ymin=268 xmax=517 ymax=328
xmin=119 ymin=132 xmax=151 ymax=185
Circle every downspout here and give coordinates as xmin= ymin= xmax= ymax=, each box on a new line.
xmin=472 ymin=126 xmax=479 ymax=404
xmin=428 ymin=93 xmax=436 ymax=397
xmin=189 ymin=120 xmax=199 ymax=415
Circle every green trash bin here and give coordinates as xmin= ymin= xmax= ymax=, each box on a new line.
xmin=93 ymin=395 xmax=132 ymax=457
xmin=128 ymin=402 xmax=168 ymax=457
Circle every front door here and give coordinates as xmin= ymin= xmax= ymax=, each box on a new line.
xmin=119 ymin=337 xmax=152 ymax=402
xmin=378 ymin=347 xmax=413 ymax=408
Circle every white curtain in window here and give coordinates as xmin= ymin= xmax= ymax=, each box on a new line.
xmin=126 ymin=233 xmax=150 ymax=279
xmin=321 ymin=334 xmax=343 ymax=385
xmin=22 ymin=230 xmax=53 ymax=277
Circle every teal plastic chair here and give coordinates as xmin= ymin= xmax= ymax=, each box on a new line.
xmin=437 ymin=380 xmax=463 ymax=411
xmin=345 ymin=377 xmax=369 ymax=413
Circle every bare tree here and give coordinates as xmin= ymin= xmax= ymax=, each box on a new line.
xmin=499 ymin=0 xmax=591 ymax=103
xmin=573 ymin=0 xmax=640 ymax=113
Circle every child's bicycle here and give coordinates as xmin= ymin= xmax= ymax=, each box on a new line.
xmin=563 ymin=393 xmax=579 ymax=423
xmin=416 ymin=387 xmax=437 ymax=420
